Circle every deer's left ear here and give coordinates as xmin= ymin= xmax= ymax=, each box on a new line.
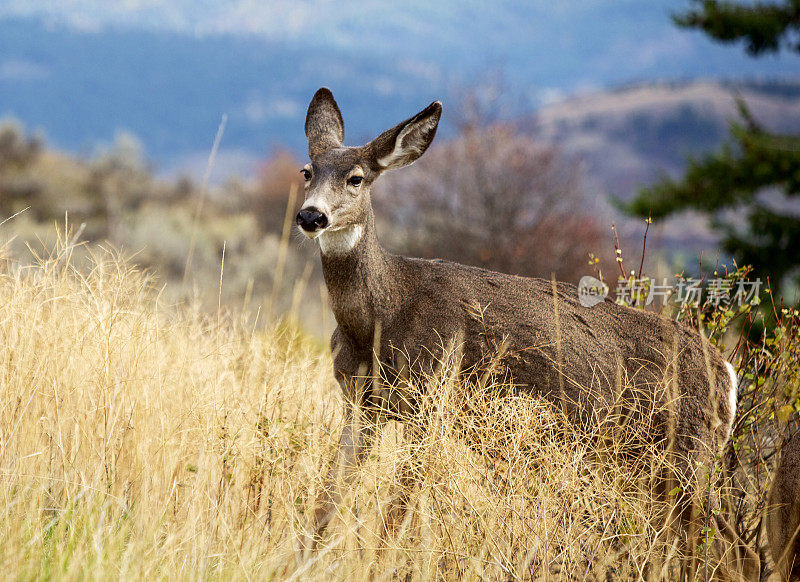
xmin=367 ymin=101 xmax=442 ymax=171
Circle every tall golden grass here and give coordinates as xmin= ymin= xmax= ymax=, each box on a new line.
xmin=0 ymin=232 xmax=762 ymax=580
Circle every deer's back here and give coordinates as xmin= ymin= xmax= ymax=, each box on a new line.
xmin=333 ymin=256 xmax=734 ymax=457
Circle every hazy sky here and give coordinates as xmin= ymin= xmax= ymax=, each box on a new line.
xmin=3 ymin=0 xmax=797 ymax=97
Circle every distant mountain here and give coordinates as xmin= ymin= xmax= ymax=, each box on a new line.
xmin=530 ymin=79 xmax=800 ymax=200
xmin=526 ymin=79 xmax=800 ymax=252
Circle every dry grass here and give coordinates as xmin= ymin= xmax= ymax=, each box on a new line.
xmin=0 ymin=234 xmax=754 ymax=580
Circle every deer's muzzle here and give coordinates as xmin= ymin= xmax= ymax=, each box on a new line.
xmin=296 ymin=207 xmax=328 ymax=232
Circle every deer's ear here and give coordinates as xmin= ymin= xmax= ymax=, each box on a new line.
xmin=305 ymin=88 xmax=345 ymax=157
xmin=368 ymin=101 xmax=442 ymax=171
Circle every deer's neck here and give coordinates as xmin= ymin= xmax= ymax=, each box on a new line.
xmin=320 ymin=217 xmax=400 ymax=347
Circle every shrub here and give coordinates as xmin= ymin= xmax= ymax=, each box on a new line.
xmin=376 ymin=124 xmax=605 ymax=282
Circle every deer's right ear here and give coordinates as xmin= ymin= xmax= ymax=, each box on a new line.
xmin=368 ymin=101 xmax=442 ymax=171
xmin=305 ymin=88 xmax=345 ymax=157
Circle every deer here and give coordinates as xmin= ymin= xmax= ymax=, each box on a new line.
xmin=295 ymin=87 xmax=740 ymax=567
xmin=768 ymin=429 xmax=800 ymax=580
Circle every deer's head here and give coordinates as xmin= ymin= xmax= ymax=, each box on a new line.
xmin=296 ymin=87 xmax=442 ymax=255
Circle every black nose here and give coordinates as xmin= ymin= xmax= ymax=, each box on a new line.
xmin=296 ymin=207 xmax=328 ymax=232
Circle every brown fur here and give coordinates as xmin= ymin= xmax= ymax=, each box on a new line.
xmin=297 ymin=88 xmax=737 ymax=556
xmin=769 ymin=430 xmax=800 ymax=580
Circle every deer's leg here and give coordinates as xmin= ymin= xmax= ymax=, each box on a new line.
xmin=710 ymin=512 xmax=760 ymax=582
xmin=305 ymin=397 xmax=382 ymax=551
xmin=381 ymin=423 xmax=424 ymax=541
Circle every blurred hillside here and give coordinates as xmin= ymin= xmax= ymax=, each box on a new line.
xmin=0 ymin=122 xmax=319 ymax=329
xmin=531 ymin=79 xmax=800 ymax=200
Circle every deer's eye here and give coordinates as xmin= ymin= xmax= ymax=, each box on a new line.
xmin=300 ymin=169 xmax=311 ymax=181
xmin=347 ymin=176 xmax=363 ymax=187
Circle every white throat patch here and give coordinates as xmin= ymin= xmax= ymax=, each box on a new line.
xmin=318 ymin=224 xmax=364 ymax=255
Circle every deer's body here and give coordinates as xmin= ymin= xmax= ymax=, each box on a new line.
xmin=768 ymin=430 xmax=800 ymax=580
xmin=296 ymin=88 xmax=738 ymax=550
xmin=325 ymin=216 xmax=734 ymax=448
